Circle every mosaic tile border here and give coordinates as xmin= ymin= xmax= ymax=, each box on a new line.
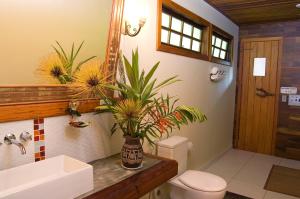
xmin=34 ymin=118 xmax=45 ymax=161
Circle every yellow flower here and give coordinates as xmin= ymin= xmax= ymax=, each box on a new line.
xmin=73 ymin=59 xmax=108 ymax=97
xmin=36 ymin=53 xmax=67 ymax=84
xmin=114 ymin=99 xmax=143 ymax=124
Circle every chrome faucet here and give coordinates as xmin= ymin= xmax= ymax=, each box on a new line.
xmin=4 ymin=133 xmax=26 ymax=155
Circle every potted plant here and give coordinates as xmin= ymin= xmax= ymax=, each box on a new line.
xmin=96 ymin=49 xmax=206 ymax=169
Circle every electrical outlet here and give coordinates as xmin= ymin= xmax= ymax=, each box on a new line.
xmin=288 ymin=95 xmax=300 ymax=106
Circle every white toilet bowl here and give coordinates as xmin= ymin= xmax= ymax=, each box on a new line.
xmin=169 ymin=170 xmax=227 ymax=199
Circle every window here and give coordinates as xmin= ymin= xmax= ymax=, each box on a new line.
xmin=161 ymin=11 xmax=203 ymax=52
xmin=211 ymin=34 xmax=230 ymax=60
xmin=157 ymin=0 xmax=233 ymax=66
xmin=157 ymin=0 xmax=210 ymax=61
xmin=211 ymin=26 xmax=233 ymax=66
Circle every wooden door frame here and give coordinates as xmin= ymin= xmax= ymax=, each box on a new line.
xmin=233 ymin=36 xmax=283 ymax=154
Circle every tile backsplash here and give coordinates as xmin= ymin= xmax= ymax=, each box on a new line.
xmin=34 ymin=118 xmax=45 ymax=162
xmin=0 ymin=113 xmax=123 ymax=170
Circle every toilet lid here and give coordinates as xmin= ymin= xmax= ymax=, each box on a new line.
xmin=178 ymin=170 xmax=227 ymax=192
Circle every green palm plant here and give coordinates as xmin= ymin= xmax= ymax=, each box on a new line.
xmin=96 ymin=49 xmax=206 ymax=144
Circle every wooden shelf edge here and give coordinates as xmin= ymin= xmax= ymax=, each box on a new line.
xmin=277 ymin=127 xmax=300 ymax=136
xmin=0 ymin=99 xmax=99 ymax=123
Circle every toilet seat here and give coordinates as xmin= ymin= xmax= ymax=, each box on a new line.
xmin=178 ymin=170 xmax=227 ymax=192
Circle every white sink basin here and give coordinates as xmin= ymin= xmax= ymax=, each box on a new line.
xmin=0 ymin=155 xmax=93 ymax=199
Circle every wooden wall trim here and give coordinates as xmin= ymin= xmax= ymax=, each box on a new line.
xmin=0 ymin=99 xmax=99 ymax=123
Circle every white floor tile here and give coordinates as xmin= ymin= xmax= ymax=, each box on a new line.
xmin=205 ymin=149 xmax=254 ymax=182
xmin=264 ymin=191 xmax=299 ymax=199
xmin=279 ymin=159 xmax=300 ymax=170
xmin=227 ymin=179 xmax=266 ymax=199
xmin=206 ymin=149 xmax=300 ymax=199
xmin=252 ymin=153 xmax=282 ymax=165
xmin=233 ymin=153 xmax=282 ymax=187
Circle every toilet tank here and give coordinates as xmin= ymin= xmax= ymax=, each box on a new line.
xmin=157 ymin=136 xmax=188 ymax=175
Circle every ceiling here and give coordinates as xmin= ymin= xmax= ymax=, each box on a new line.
xmin=204 ymin=0 xmax=300 ymax=25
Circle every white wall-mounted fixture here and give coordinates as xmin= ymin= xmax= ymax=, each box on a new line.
xmin=210 ymin=66 xmax=225 ymax=82
xmin=296 ymin=3 xmax=300 ymax=8
xmin=280 ymin=87 xmax=298 ymax=95
xmin=123 ymin=0 xmax=147 ymax=37
xmin=253 ymin=58 xmax=266 ymax=76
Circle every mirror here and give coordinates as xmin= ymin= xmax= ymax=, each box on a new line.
xmin=0 ymin=0 xmax=113 ymax=85
xmin=0 ymin=0 xmax=125 ymax=123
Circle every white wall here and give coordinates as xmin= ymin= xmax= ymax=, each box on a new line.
xmin=121 ymin=0 xmax=239 ymax=169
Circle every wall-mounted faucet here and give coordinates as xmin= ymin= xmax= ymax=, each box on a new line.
xmin=4 ymin=133 xmax=26 ymax=155
xmin=20 ymin=132 xmax=32 ymax=142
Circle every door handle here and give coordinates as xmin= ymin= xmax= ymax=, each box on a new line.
xmin=256 ymin=88 xmax=274 ymax=97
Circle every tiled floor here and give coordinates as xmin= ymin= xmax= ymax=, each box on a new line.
xmin=205 ymin=149 xmax=300 ymax=199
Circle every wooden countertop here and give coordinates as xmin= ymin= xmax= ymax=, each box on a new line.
xmin=77 ymin=153 xmax=178 ymax=199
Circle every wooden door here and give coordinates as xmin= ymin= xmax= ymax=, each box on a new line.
xmin=235 ymin=37 xmax=282 ymax=154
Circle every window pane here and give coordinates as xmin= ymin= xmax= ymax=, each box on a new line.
xmin=170 ymin=32 xmax=181 ymax=46
xmin=182 ymin=37 xmax=191 ymax=49
xmin=192 ymin=40 xmax=200 ymax=52
xmin=212 ymin=47 xmax=215 ymax=55
xmin=220 ymin=50 xmax=226 ymax=59
xmin=215 ymin=37 xmax=222 ymax=47
xmin=162 ymin=13 xmax=170 ymax=28
xmin=221 ymin=41 xmax=228 ymax=50
xmin=212 ymin=35 xmax=216 ymax=45
xmin=213 ymin=48 xmax=220 ymax=57
xmin=171 ymin=17 xmax=182 ymax=32
xmin=193 ymin=27 xmax=201 ymax=40
xmin=161 ymin=29 xmax=169 ymax=43
xmin=183 ymin=23 xmax=192 ymax=36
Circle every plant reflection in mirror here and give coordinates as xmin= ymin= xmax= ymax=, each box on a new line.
xmin=73 ymin=59 xmax=112 ymax=98
xmin=36 ymin=53 xmax=67 ymax=84
xmin=37 ymin=41 xmax=96 ymax=84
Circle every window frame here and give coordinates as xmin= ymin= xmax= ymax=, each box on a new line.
xmin=211 ymin=25 xmax=233 ymax=66
xmin=157 ymin=0 xmax=211 ymax=61
xmin=157 ymin=0 xmax=233 ymax=66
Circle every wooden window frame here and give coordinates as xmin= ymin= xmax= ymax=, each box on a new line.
xmin=211 ymin=25 xmax=233 ymax=66
xmin=157 ymin=0 xmax=234 ymax=66
xmin=157 ymin=0 xmax=211 ymax=61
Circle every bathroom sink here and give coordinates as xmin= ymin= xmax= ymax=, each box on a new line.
xmin=0 ymin=155 xmax=93 ymax=199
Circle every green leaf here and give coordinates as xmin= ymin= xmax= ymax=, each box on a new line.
xmin=55 ymin=41 xmax=68 ymax=61
xmin=73 ymin=41 xmax=85 ymax=61
xmin=123 ymin=55 xmax=136 ymax=89
xmin=73 ymin=56 xmax=96 ymax=74
xmin=154 ymin=76 xmax=180 ymax=90
xmin=144 ymin=62 xmax=159 ymax=88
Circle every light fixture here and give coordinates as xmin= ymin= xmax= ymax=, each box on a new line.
xmin=296 ymin=3 xmax=300 ymax=8
xmin=124 ymin=18 xmax=146 ymax=37
xmin=123 ymin=0 xmax=148 ymax=37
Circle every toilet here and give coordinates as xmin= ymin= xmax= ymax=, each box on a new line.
xmin=157 ymin=136 xmax=227 ymax=199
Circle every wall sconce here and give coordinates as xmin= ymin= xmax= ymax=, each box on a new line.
xmin=124 ymin=18 xmax=146 ymax=37
xmin=123 ymin=0 xmax=148 ymax=37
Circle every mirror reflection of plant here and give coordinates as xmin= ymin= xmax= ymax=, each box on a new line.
xmin=73 ymin=59 xmax=112 ymax=98
xmin=96 ymin=49 xmax=207 ymax=144
xmin=37 ymin=41 xmax=96 ymax=84
xmin=37 ymin=53 xmax=67 ymax=84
